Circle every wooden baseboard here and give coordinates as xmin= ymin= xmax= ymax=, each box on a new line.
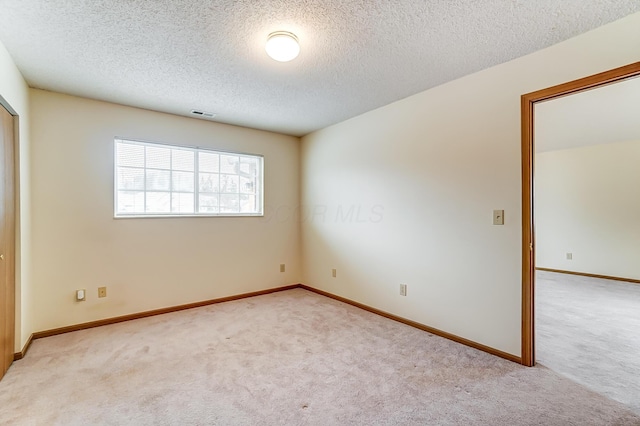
xmin=15 ymin=283 xmax=522 ymax=366
xmin=25 ymin=284 xmax=300 ymax=342
xmin=13 ymin=333 xmax=33 ymax=361
xmin=299 ymin=285 xmax=522 ymax=365
xmin=536 ymin=268 xmax=640 ymax=284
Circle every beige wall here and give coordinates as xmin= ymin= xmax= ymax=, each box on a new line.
xmin=301 ymin=13 xmax=640 ymax=357
xmin=535 ymin=140 xmax=640 ymax=281
xmin=0 ymin=40 xmax=32 ymax=352
xmin=29 ymin=90 xmax=301 ymax=331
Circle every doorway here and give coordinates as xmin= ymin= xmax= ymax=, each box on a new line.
xmin=0 ymin=102 xmax=16 ymax=381
xmin=521 ymin=61 xmax=640 ymax=367
xmin=531 ymin=71 xmax=640 ymax=414
xmin=521 ymin=61 xmax=640 ymax=413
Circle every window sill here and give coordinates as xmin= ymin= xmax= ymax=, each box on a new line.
xmin=113 ymin=213 xmax=264 ymax=219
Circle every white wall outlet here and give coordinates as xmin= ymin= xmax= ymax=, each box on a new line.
xmin=493 ymin=210 xmax=505 ymax=225
xmin=332 ymin=269 xmax=337 ymax=278
xmin=76 ymin=289 xmax=86 ymax=301
xmin=280 ymin=263 xmax=285 ymax=273
xmin=400 ymin=284 xmax=407 ymax=296
xmin=566 ymin=252 xmax=573 ymax=260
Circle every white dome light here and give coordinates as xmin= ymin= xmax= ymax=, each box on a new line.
xmin=265 ymin=31 xmax=300 ymax=62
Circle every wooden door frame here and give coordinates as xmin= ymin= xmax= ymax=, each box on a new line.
xmin=520 ymin=61 xmax=640 ymax=367
xmin=0 ymin=97 xmax=17 ymax=378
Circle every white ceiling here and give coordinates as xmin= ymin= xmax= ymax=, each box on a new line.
xmin=535 ymin=76 xmax=640 ymax=153
xmin=0 ymin=1 xmax=639 ymax=137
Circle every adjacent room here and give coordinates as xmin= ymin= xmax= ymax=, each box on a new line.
xmin=0 ymin=1 xmax=639 ymax=424
xmin=534 ymin=76 xmax=640 ymax=413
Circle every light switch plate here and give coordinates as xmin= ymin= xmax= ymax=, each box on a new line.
xmin=399 ymin=284 xmax=407 ymax=296
xmin=493 ymin=210 xmax=505 ymax=225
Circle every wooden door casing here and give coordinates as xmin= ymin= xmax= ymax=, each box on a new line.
xmin=0 ymin=104 xmax=16 ymax=379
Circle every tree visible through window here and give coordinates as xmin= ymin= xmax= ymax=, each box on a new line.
xmin=115 ymin=139 xmax=263 ymax=216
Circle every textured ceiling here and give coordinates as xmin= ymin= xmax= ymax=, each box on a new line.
xmin=0 ymin=1 xmax=639 ymax=136
xmin=535 ymin=76 xmax=640 ymax=153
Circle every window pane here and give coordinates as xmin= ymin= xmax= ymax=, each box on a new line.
xmin=172 ymin=193 xmax=194 ymax=213
xmin=240 ymin=194 xmax=257 ymax=213
xmin=199 ymin=152 xmax=219 ymax=173
xmin=240 ymin=157 xmax=258 ymax=175
xmin=172 ymin=149 xmax=194 ymax=171
xmin=146 ymin=169 xmax=170 ymax=191
xmin=146 ymin=146 xmax=171 ymax=169
xmin=172 ymin=171 xmax=194 ymax=192
xmin=118 ymin=167 xmax=144 ymax=190
xmin=239 ymin=175 xmax=256 ymax=194
xmin=117 ymin=191 xmax=144 ymax=213
xmin=221 ymin=174 xmax=239 ymax=193
xmin=199 ymin=173 xmax=220 ymax=193
xmin=220 ymin=155 xmax=239 ymax=174
xmin=199 ymin=194 xmax=219 ymax=213
xmin=220 ymin=194 xmax=240 ymax=213
xmin=117 ymin=143 xmax=145 ymax=167
xmin=146 ymin=192 xmax=170 ymax=213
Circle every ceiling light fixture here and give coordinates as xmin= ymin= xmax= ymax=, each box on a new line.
xmin=265 ymin=31 xmax=300 ymax=62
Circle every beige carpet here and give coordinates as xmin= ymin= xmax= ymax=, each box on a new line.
xmin=536 ymin=270 xmax=640 ymax=414
xmin=1 ymin=288 xmax=638 ymax=425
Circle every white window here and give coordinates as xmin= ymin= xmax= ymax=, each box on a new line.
xmin=115 ymin=138 xmax=263 ymax=217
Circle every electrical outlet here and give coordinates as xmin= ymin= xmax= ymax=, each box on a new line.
xmin=76 ymin=289 xmax=86 ymax=301
xmin=400 ymin=284 xmax=407 ymax=296
xmin=280 ymin=264 xmax=285 ymax=273
xmin=566 ymin=253 xmax=573 ymax=260
xmin=98 ymin=287 xmax=107 ymax=298
xmin=332 ymin=269 xmax=337 ymax=278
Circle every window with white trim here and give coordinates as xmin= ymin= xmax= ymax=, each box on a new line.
xmin=115 ymin=139 xmax=263 ymax=217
